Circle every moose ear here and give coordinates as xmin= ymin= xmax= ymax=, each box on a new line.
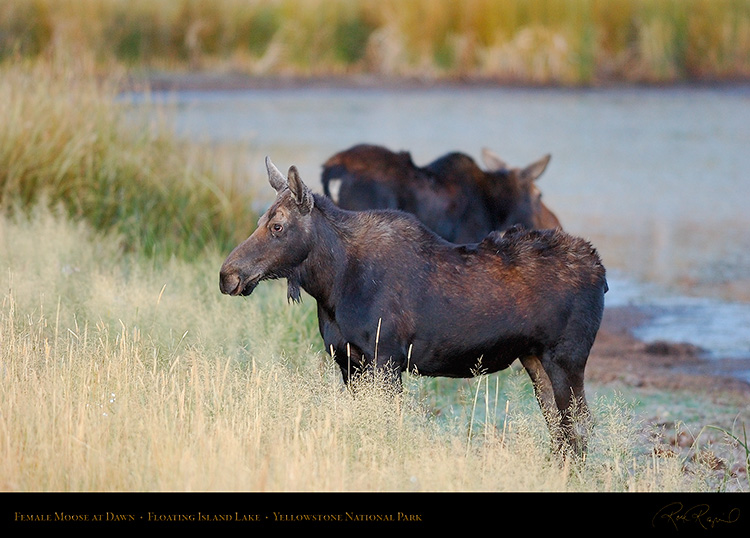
xmin=287 ymin=166 xmax=314 ymax=214
xmin=481 ymin=147 xmax=507 ymax=171
xmin=521 ymin=154 xmax=551 ymax=183
xmin=266 ymin=156 xmax=288 ymax=192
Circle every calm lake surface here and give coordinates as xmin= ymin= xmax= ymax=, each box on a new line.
xmin=129 ymin=84 xmax=750 ymax=380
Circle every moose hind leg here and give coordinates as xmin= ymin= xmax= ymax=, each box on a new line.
xmin=520 ymin=355 xmax=556 ymax=415
xmin=543 ymin=355 xmax=592 ymax=457
xmin=520 ymin=355 xmax=566 ymax=448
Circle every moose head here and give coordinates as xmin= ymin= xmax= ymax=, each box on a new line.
xmin=219 ymin=157 xmax=314 ymax=298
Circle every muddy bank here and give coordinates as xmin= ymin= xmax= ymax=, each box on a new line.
xmin=589 ymin=305 xmax=750 ymax=397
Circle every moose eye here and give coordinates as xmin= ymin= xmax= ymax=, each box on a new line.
xmin=271 ymin=223 xmax=284 ymax=234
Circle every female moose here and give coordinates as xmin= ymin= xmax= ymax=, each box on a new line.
xmin=220 ymin=158 xmax=607 ymax=456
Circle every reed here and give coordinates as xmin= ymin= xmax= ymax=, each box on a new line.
xmin=702 ymin=424 xmax=749 ymax=490
xmin=2 ymin=0 xmax=750 ymax=84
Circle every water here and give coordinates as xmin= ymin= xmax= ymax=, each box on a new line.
xmin=127 ymin=84 xmax=750 ymax=380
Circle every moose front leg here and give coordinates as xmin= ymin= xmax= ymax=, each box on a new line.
xmin=324 ymin=339 xmax=365 ymax=386
xmin=332 ymin=343 xmax=364 ymax=386
xmin=333 ymin=342 xmax=401 ymax=392
xmin=318 ymin=306 xmax=364 ymax=386
xmin=327 ymin=314 xmax=405 ymax=391
xmin=368 ymin=318 xmax=406 ymax=390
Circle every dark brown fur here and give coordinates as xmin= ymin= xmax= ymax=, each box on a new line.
xmin=321 ymin=144 xmax=560 ymax=243
xmin=221 ymin=158 xmax=607 ymax=456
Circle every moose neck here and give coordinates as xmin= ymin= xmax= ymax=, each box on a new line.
xmin=292 ymin=194 xmax=349 ymax=308
xmin=483 ymin=178 xmax=519 ymax=229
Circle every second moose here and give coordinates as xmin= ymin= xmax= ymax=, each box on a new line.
xmin=321 ymin=143 xmax=560 ymax=243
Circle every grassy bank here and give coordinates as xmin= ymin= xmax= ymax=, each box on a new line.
xmin=2 ymin=206 xmax=746 ymax=492
xmin=2 ymin=0 xmax=750 ymax=85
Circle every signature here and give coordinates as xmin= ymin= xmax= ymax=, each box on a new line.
xmin=653 ymin=502 xmax=741 ymax=530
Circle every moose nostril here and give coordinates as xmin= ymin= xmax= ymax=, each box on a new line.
xmin=220 ymin=272 xmax=241 ymax=295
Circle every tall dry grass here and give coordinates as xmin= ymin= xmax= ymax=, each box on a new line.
xmin=1 ymin=0 xmax=750 ymax=84
xmin=0 ymin=207 xmax=737 ymax=492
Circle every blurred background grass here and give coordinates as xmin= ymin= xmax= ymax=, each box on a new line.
xmin=2 ymin=0 xmax=749 ymax=85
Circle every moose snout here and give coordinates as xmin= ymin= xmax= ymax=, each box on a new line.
xmin=219 ymin=268 xmax=242 ymax=296
xmin=219 ymin=262 xmax=262 ymax=296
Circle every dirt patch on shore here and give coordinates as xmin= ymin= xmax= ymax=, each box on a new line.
xmin=589 ymin=305 xmax=750 ymax=397
xmin=590 ymin=306 xmax=749 ymax=490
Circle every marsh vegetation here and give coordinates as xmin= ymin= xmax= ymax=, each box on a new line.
xmin=2 ymin=0 xmax=750 ymax=84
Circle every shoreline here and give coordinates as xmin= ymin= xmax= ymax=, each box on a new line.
xmin=589 ymin=305 xmax=750 ymax=398
xmin=123 ymin=70 xmax=750 ymax=94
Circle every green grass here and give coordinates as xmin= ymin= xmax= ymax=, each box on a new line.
xmin=0 ymin=56 xmax=257 ymax=261
xmin=2 ymin=0 xmax=750 ymax=84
